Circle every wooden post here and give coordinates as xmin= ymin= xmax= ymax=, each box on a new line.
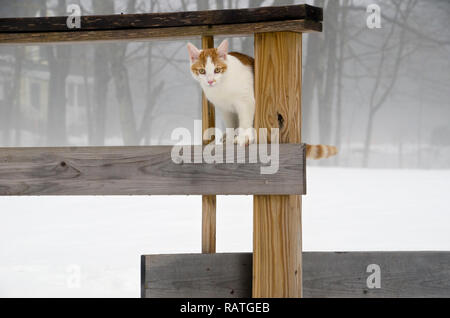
xmin=201 ymin=35 xmax=216 ymax=254
xmin=253 ymin=32 xmax=303 ymax=297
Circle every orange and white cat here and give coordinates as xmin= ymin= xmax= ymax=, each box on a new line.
xmin=187 ymin=39 xmax=337 ymax=159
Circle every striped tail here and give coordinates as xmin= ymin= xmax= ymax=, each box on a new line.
xmin=306 ymin=144 xmax=338 ymax=160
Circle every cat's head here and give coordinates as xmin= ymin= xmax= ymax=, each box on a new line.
xmin=187 ymin=39 xmax=228 ymax=87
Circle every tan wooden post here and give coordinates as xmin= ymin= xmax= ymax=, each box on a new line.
xmin=201 ymin=35 xmax=217 ymax=254
xmin=253 ymin=32 xmax=303 ymax=297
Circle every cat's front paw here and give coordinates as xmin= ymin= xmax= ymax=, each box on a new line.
xmin=234 ymin=130 xmax=255 ymax=146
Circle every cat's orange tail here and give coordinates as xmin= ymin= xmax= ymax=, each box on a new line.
xmin=306 ymin=144 xmax=338 ymax=160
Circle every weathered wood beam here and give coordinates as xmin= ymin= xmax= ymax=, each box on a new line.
xmin=142 ymin=252 xmax=450 ymax=298
xmin=0 ymin=144 xmax=305 ymax=196
xmin=0 ymin=20 xmax=321 ymax=45
xmin=202 ymin=35 xmax=217 ymax=254
xmin=253 ymin=32 xmax=303 ymax=298
xmin=0 ymin=5 xmax=322 ymax=33
xmin=142 ymin=253 xmax=252 ymax=298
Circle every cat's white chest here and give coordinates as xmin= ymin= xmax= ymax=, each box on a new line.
xmin=202 ymin=84 xmax=236 ymax=112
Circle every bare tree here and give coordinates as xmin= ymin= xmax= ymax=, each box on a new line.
xmin=91 ymin=1 xmax=114 ymax=145
xmin=139 ymin=1 xmax=165 ymax=144
xmin=362 ymin=1 xmax=416 ymax=167
xmin=302 ymin=0 xmax=339 ymax=152
xmin=2 ymin=47 xmax=24 ymax=146
xmin=334 ymin=0 xmax=349 ymax=165
xmin=81 ymin=49 xmax=94 ymax=144
xmin=41 ymin=0 xmax=71 ymax=146
xmin=109 ymin=0 xmax=139 ymax=145
xmin=216 ymin=0 xmax=224 ymax=10
xmin=317 ymin=0 xmax=338 ymax=147
xmin=196 ymin=0 xmax=209 ymax=11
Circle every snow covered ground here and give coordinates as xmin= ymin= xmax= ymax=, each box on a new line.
xmin=0 ymin=167 xmax=449 ymax=297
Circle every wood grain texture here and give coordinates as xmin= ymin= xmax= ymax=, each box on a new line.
xmin=201 ymin=35 xmax=217 ymax=254
xmin=253 ymin=32 xmax=303 ymax=298
xmin=303 ymin=252 xmax=450 ymax=298
xmin=0 ymin=144 xmax=305 ymax=195
xmin=254 ymin=32 xmax=302 ymax=144
xmin=142 ymin=253 xmax=252 ymax=298
xmin=0 ymin=20 xmax=321 ymax=44
xmin=201 ymin=35 xmax=216 ymax=144
xmin=142 ymin=252 xmax=450 ymax=298
xmin=202 ymin=195 xmax=216 ymax=253
xmin=0 ymin=5 xmax=322 ymax=33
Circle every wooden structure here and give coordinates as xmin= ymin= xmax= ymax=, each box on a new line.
xmin=0 ymin=145 xmax=305 ymax=195
xmin=202 ymin=35 xmax=217 ymax=254
xmin=142 ymin=252 xmax=450 ymax=298
xmin=1 ymin=4 xmax=448 ymax=298
xmin=253 ymin=31 xmax=303 ymax=298
xmin=0 ymin=5 xmax=322 ymax=44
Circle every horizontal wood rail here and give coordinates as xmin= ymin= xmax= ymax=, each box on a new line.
xmin=0 ymin=5 xmax=322 ymax=44
xmin=0 ymin=20 xmax=322 ymax=45
xmin=0 ymin=144 xmax=305 ymax=196
xmin=0 ymin=5 xmax=322 ymax=32
xmin=142 ymin=252 xmax=450 ymax=298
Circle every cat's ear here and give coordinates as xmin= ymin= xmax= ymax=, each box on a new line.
xmin=217 ymin=39 xmax=228 ymax=59
xmin=187 ymin=42 xmax=201 ymax=63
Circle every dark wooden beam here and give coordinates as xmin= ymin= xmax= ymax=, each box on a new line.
xmin=0 ymin=144 xmax=305 ymax=195
xmin=0 ymin=20 xmax=321 ymax=44
xmin=0 ymin=5 xmax=322 ymax=33
xmin=142 ymin=252 xmax=450 ymax=298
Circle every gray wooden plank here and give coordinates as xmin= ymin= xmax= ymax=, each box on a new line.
xmin=143 ymin=253 xmax=252 ymax=298
xmin=0 ymin=144 xmax=305 ymax=195
xmin=142 ymin=252 xmax=450 ymax=298
xmin=303 ymin=251 xmax=450 ymax=298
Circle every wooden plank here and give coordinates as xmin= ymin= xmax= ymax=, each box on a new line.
xmin=142 ymin=253 xmax=252 ymax=298
xmin=0 ymin=144 xmax=305 ymax=196
xmin=253 ymin=32 xmax=303 ymax=298
xmin=303 ymin=252 xmax=450 ymax=298
xmin=0 ymin=20 xmax=322 ymax=45
xmin=202 ymin=195 xmax=216 ymax=253
xmin=201 ymin=36 xmax=216 ymax=142
xmin=141 ymin=252 xmax=450 ymax=298
xmin=201 ymin=35 xmax=216 ymax=254
xmin=0 ymin=5 xmax=322 ymax=33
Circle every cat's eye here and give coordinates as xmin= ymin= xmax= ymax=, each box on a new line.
xmin=198 ymin=69 xmax=206 ymax=74
xmin=214 ymin=68 xmax=221 ymax=73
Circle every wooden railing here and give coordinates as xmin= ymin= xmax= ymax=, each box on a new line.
xmin=0 ymin=3 xmax=323 ymax=298
xmin=0 ymin=144 xmax=305 ymax=196
xmin=0 ymin=4 xmax=322 ymax=44
xmin=2 ymin=4 xmax=448 ymax=299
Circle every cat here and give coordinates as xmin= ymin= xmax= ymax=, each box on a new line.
xmin=187 ymin=39 xmax=337 ymax=159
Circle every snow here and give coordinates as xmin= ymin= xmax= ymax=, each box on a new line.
xmin=0 ymin=167 xmax=449 ymax=297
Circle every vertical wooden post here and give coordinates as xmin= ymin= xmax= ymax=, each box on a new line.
xmin=253 ymin=32 xmax=303 ymax=297
xmin=201 ymin=35 xmax=216 ymax=254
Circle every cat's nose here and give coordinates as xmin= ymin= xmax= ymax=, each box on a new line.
xmin=208 ymin=80 xmax=214 ymax=85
